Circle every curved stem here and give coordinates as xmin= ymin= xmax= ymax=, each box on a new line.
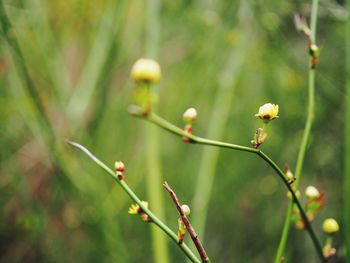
xmin=258 ymin=151 xmax=325 ymax=263
xmin=275 ymin=0 xmax=319 ymax=261
xmin=67 ymin=140 xmax=201 ymax=263
xmin=129 ymin=105 xmax=326 ymax=262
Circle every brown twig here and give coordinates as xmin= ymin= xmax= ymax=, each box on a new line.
xmin=163 ymin=181 xmax=210 ymax=263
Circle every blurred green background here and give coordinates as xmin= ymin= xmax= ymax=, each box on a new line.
xmin=0 ymin=0 xmax=347 ymax=262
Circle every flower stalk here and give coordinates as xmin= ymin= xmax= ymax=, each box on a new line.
xmin=129 ymin=105 xmax=326 ymax=262
xmin=66 ymin=140 xmax=201 ymax=263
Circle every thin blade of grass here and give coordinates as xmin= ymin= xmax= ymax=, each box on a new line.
xmin=67 ymin=0 xmax=126 ymax=128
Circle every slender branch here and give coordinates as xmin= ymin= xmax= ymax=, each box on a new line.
xmin=129 ymin=105 xmax=326 ymax=262
xmin=275 ymin=0 xmax=320 ymax=261
xmin=66 ymin=140 xmax=201 ymax=263
xmin=163 ymin=181 xmax=211 ymax=263
xmin=129 ymin=105 xmax=256 ymax=154
xmin=258 ymin=152 xmax=325 ymax=263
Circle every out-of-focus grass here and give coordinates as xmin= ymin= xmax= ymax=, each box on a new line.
xmin=0 ymin=0 xmax=346 ymax=262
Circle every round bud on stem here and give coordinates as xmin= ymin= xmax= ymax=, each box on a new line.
xmin=322 ymin=218 xmax=340 ymax=234
xmin=285 ymin=169 xmax=295 ymax=185
xmin=131 ymin=58 xmax=161 ymax=84
xmin=255 ymin=103 xmax=279 ymax=122
xmin=286 ymin=170 xmax=294 ymax=181
xmin=128 ymin=201 xmax=150 ymax=222
xmin=114 ymin=161 xmax=125 ymax=172
xmin=183 ymin=108 xmax=198 ymax=123
xmin=309 ymin=44 xmax=319 ymax=57
xmin=181 ymin=204 xmax=191 ymax=216
xmin=305 ymin=185 xmax=320 ymax=199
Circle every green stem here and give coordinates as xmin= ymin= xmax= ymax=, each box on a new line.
xmin=129 ymin=106 xmax=326 ymax=262
xmin=257 ymin=152 xmax=325 ymax=263
xmin=274 ymin=0 xmax=319 ymax=262
xmin=344 ymin=0 xmax=350 ymax=258
xmin=144 ymin=0 xmax=169 ymax=261
xmin=146 ymin=0 xmax=160 ymax=60
xmin=67 ymin=141 xmax=200 ymax=263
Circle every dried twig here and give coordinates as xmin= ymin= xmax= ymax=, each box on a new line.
xmin=163 ymin=181 xmax=210 ymax=263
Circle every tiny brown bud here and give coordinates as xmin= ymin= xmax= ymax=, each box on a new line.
xmin=117 ymin=171 xmax=125 ymax=180
xmin=182 ymin=124 xmax=193 ymax=142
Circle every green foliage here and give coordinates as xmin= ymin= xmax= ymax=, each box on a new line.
xmin=0 ymin=0 xmax=346 ymax=262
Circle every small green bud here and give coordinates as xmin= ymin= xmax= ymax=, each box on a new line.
xmin=251 ymin=128 xmax=267 ymax=149
xmin=309 ymin=44 xmax=319 ymax=57
xmin=181 ymin=204 xmax=191 ymax=216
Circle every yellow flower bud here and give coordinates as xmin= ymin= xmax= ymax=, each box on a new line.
xmin=305 ymin=185 xmax=320 ymax=199
xmin=128 ymin=204 xmax=140 ymax=215
xmin=183 ymin=108 xmax=197 ymax=123
xmin=322 ymin=218 xmax=340 ymax=234
xmin=255 ymin=103 xmax=279 ymax=122
xmin=181 ymin=204 xmax=191 ymax=216
xmin=131 ymin=58 xmax=161 ymax=84
xmin=128 ymin=201 xmax=149 ymax=215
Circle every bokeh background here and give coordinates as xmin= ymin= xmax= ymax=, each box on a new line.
xmin=0 ymin=0 xmax=347 ymax=262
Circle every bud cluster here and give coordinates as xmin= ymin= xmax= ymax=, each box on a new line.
xmin=115 ymin=161 xmax=126 ymax=180
xmin=291 ymin=185 xmax=324 ymax=229
xmin=128 ymin=201 xmax=150 ymax=222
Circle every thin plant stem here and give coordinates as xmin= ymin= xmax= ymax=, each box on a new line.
xmin=163 ymin=181 xmax=211 ymax=263
xmin=129 ymin=105 xmax=326 ymax=262
xmin=344 ymin=0 xmax=350 ymax=258
xmin=144 ymin=0 xmax=169 ymax=261
xmin=274 ymin=0 xmax=319 ymax=261
xmin=66 ymin=140 xmax=201 ymax=263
